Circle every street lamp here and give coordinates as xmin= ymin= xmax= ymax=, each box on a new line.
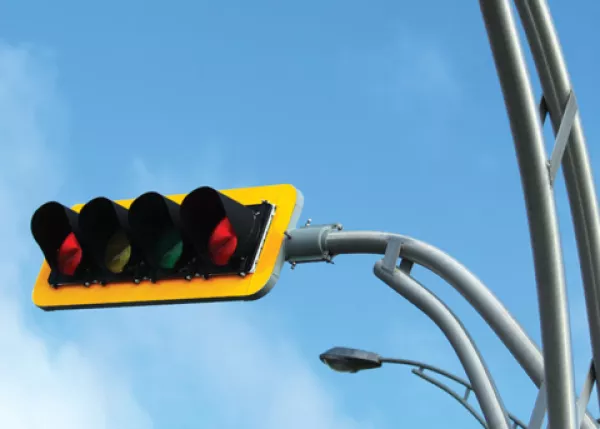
xmin=320 ymin=346 xmax=527 ymax=429
xmin=319 ymin=347 xmax=382 ymax=373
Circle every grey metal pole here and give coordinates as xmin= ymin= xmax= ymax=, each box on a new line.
xmin=411 ymin=369 xmax=489 ymax=429
xmin=325 ymin=231 xmax=544 ymax=378
xmin=512 ymin=0 xmax=600 ymax=410
xmin=374 ymin=258 xmax=511 ymax=429
xmin=412 ymin=370 xmax=527 ymax=429
xmin=382 ymin=357 xmax=473 ymax=388
xmin=477 ymin=1 xmax=577 ymax=427
xmin=285 ymin=226 xmax=598 ymax=429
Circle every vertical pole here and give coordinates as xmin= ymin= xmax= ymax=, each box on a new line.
xmin=513 ymin=0 xmax=600 ymax=411
xmin=478 ymin=1 xmax=577 ymax=428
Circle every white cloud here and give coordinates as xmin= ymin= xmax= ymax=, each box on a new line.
xmin=0 ymin=41 xmax=152 ymax=429
xmin=0 ymin=40 xmax=373 ymax=429
xmin=0 ymin=303 xmax=152 ymax=429
xmin=94 ymin=305 xmax=372 ymax=429
xmin=392 ymin=35 xmax=460 ymax=100
xmin=107 ymin=168 xmax=374 ymax=426
xmin=348 ymin=29 xmax=461 ymax=108
xmin=129 ymin=140 xmax=259 ymax=196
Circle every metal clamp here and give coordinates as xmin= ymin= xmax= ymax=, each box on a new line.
xmin=527 ymin=362 xmax=598 ymax=429
xmin=285 ymin=223 xmax=343 ymax=267
xmin=527 ymin=382 xmax=547 ymax=429
xmin=577 ymin=361 xmax=597 ymax=429
xmin=546 ymin=90 xmax=579 ymax=184
xmin=381 ymin=236 xmax=404 ymax=273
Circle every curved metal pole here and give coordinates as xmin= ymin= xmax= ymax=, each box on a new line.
xmin=413 ymin=370 xmax=528 ymax=429
xmin=286 ymin=226 xmax=598 ymax=429
xmin=512 ymin=0 xmax=600 ymax=411
xmin=382 ymin=357 xmax=472 ymax=389
xmin=374 ymin=259 xmax=511 ymax=429
xmin=477 ymin=1 xmax=577 ymax=428
xmin=378 ymin=358 xmax=527 ymax=428
xmin=411 ymin=369 xmax=489 ymax=429
xmin=324 ymin=231 xmax=543 ymax=378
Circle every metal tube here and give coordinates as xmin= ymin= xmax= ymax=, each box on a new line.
xmin=374 ymin=261 xmax=511 ymax=429
xmin=326 ymin=231 xmax=543 ymax=379
xmin=413 ymin=369 xmax=528 ymax=429
xmin=577 ymin=362 xmax=596 ymax=429
xmin=320 ymin=229 xmax=598 ymax=429
xmin=385 ymin=358 xmax=527 ymax=427
xmin=528 ymin=385 xmax=547 ymax=429
xmin=381 ymin=357 xmax=471 ymax=388
xmin=412 ymin=370 xmax=489 ymax=429
xmin=513 ymin=0 xmax=600 ymax=410
xmin=478 ymin=1 xmax=577 ymax=427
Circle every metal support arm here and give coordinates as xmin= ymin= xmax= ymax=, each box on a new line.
xmin=372 ymin=356 xmax=527 ymax=428
xmin=411 ymin=369 xmax=527 ymax=429
xmin=478 ymin=1 xmax=577 ymax=427
xmin=374 ymin=240 xmax=511 ymax=429
xmin=287 ymin=227 xmax=541 ymax=378
xmin=512 ymin=0 xmax=600 ymax=412
xmin=411 ymin=368 xmax=490 ymax=429
xmin=285 ymin=226 xmax=598 ymax=429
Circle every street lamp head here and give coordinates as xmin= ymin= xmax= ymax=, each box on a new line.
xmin=319 ymin=347 xmax=383 ymax=373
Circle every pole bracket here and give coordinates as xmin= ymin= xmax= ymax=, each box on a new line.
xmin=528 ymin=361 xmax=599 ymax=428
xmin=546 ymin=90 xmax=579 ymax=185
xmin=539 ymin=95 xmax=549 ymax=125
xmin=285 ymin=223 xmax=343 ymax=266
xmin=527 ymin=382 xmax=547 ymax=429
xmin=576 ymin=361 xmax=597 ymax=429
xmin=382 ymin=237 xmax=403 ymax=273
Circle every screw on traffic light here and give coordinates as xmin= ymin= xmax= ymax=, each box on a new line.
xmin=30 ymin=184 xmax=303 ymax=311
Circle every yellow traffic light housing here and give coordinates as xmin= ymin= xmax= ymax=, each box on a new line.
xmin=31 ymin=184 xmax=303 ymax=311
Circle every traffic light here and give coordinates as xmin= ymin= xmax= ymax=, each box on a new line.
xmin=31 ymin=184 xmax=303 ymax=311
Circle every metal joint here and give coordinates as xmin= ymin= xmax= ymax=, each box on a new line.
xmin=381 ymin=237 xmax=403 ymax=273
xmin=548 ymin=90 xmax=578 ymax=184
xmin=285 ymin=223 xmax=343 ymax=266
xmin=527 ymin=383 xmax=547 ymax=429
xmin=576 ymin=361 xmax=597 ymax=429
xmin=539 ymin=95 xmax=549 ymax=124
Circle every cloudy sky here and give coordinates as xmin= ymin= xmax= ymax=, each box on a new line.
xmin=1 ymin=1 xmax=600 ymax=428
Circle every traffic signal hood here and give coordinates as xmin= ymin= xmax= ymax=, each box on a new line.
xmin=31 ymin=184 xmax=303 ymax=310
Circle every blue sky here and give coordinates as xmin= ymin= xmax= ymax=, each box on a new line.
xmin=1 ymin=1 xmax=600 ymax=428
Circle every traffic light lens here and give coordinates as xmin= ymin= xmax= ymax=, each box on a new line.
xmin=155 ymin=228 xmax=183 ymax=270
xmin=208 ymin=217 xmax=238 ymax=266
xmin=57 ymin=232 xmax=83 ymax=276
xmin=104 ymin=230 xmax=132 ymax=274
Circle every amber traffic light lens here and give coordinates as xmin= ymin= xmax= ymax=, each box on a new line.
xmin=104 ymin=230 xmax=132 ymax=273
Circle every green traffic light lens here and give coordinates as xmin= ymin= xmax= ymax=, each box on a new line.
xmin=155 ymin=228 xmax=183 ymax=270
xmin=104 ymin=230 xmax=132 ymax=273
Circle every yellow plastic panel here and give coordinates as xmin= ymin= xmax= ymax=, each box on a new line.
xmin=32 ymin=184 xmax=302 ymax=311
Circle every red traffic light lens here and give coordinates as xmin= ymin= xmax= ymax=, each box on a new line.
xmin=208 ymin=217 xmax=238 ymax=266
xmin=56 ymin=232 xmax=83 ymax=276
